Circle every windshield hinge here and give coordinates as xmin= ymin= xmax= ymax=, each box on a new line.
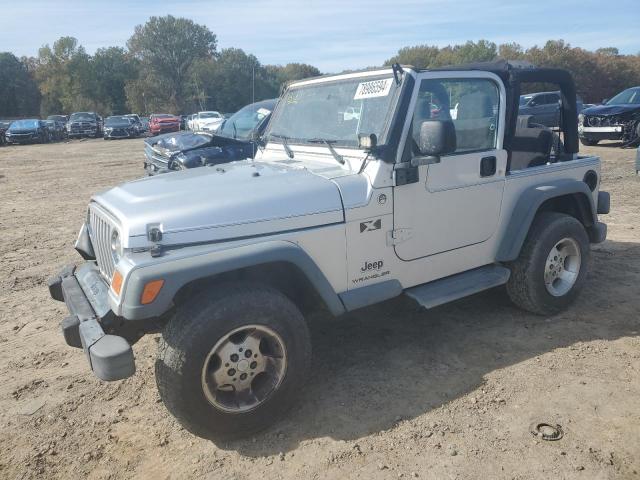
xmin=387 ymin=228 xmax=413 ymax=246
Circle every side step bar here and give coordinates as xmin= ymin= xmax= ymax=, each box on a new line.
xmin=405 ymin=265 xmax=511 ymax=309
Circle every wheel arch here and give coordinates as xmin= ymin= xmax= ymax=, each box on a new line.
xmin=497 ymin=179 xmax=597 ymax=262
xmin=120 ymin=241 xmax=346 ymax=320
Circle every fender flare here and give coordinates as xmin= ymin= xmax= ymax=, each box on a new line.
xmin=119 ymin=240 xmax=346 ymax=320
xmin=496 ymin=179 xmax=596 ymax=262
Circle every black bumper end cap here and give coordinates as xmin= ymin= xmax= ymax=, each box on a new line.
xmin=90 ymin=335 xmax=136 ymax=381
xmin=589 ymin=221 xmax=607 ymax=244
xmin=48 ymin=265 xmax=76 ymax=302
xmin=597 ymin=191 xmax=610 ymax=215
xmin=48 ymin=276 xmax=64 ymax=302
xmin=61 ymin=315 xmax=82 ymax=348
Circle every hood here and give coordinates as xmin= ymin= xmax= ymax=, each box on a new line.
xmin=93 ymin=160 xmax=345 ymax=247
xmin=145 ymin=131 xmax=213 ymax=155
xmin=582 ymin=104 xmax=640 ymax=116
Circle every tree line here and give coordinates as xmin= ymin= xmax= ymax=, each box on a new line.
xmin=1 ymin=16 xmax=639 ymax=119
xmin=384 ymin=40 xmax=640 ymax=103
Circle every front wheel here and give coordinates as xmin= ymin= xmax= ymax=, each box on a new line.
xmin=506 ymin=212 xmax=590 ymax=315
xmin=155 ymin=282 xmax=311 ymax=440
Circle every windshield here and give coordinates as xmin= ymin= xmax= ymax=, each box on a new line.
xmin=606 ymin=88 xmax=640 ymax=105
xmin=199 ymin=112 xmax=221 ymax=119
xmin=266 ymin=74 xmax=401 ymax=147
xmin=10 ymin=119 xmax=39 ymax=129
xmin=105 ymin=116 xmax=130 ymax=126
xmin=218 ymin=101 xmax=274 ymax=140
xmin=47 ymin=115 xmax=66 ymax=122
xmin=70 ymin=113 xmax=95 ymax=121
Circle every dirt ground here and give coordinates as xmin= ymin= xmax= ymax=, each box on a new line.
xmin=0 ymin=138 xmax=638 ymax=480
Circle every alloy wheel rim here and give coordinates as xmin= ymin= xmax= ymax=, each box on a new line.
xmin=544 ymin=237 xmax=581 ymax=297
xmin=201 ymin=325 xmax=287 ymax=413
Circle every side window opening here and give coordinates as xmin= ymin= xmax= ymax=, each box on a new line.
xmin=511 ymin=83 xmax=567 ymax=172
xmin=405 ymin=78 xmax=499 ymax=160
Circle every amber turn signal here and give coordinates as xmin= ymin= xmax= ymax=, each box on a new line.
xmin=140 ymin=279 xmax=164 ymax=305
xmin=111 ymin=270 xmax=123 ymax=295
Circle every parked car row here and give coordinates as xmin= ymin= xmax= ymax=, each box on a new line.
xmin=0 ymin=112 xmax=153 ymax=145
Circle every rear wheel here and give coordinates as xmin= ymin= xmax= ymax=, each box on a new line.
xmin=580 ymin=138 xmax=599 ymax=146
xmin=507 ymin=212 xmax=590 ymax=315
xmin=155 ymin=282 xmax=311 ymax=440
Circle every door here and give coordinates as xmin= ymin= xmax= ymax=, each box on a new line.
xmin=393 ymin=73 xmax=507 ymax=261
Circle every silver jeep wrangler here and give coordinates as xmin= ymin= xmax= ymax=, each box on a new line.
xmin=49 ymin=62 xmax=609 ymax=440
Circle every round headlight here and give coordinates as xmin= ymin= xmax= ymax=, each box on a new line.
xmin=110 ymin=229 xmax=122 ymax=262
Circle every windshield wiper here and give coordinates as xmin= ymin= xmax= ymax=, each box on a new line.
xmin=307 ymin=138 xmax=345 ymax=165
xmin=269 ymin=133 xmax=294 ymax=158
xmin=232 ymin=121 xmax=237 ymax=139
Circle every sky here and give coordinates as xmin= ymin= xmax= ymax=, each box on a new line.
xmin=1 ymin=0 xmax=638 ymax=72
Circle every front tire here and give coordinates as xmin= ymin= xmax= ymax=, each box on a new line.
xmin=155 ymin=282 xmax=311 ymax=440
xmin=506 ymin=212 xmax=590 ymax=315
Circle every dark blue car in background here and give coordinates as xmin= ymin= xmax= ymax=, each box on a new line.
xmin=144 ymin=98 xmax=276 ymax=175
xmin=4 ymin=119 xmax=50 ymax=144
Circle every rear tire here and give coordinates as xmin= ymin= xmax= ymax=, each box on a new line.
xmin=506 ymin=212 xmax=590 ymax=315
xmin=155 ymin=282 xmax=311 ymax=440
xmin=580 ymin=138 xmax=599 ymax=146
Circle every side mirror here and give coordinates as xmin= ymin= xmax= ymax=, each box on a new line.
xmin=412 ymin=119 xmax=456 ymax=166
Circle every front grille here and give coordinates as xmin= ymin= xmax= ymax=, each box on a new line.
xmin=88 ymin=204 xmax=118 ymax=281
xmin=108 ymin=128 xmax=129 ymax=137
xmin=70 ymin=122 xmax=96 ymax=131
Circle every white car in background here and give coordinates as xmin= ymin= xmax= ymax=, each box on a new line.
xmin=193 ymin=111 xmax=224 ymax=132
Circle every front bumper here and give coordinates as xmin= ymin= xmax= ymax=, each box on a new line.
xmin=151 ymin=125 xmax=179 ymax=134
xmin=144 ymin=161 xmax=171 ymax=175
xmin=48 ymin=263 xmax=135 ymax=381
xmin=579 ymin=125 xmax=623 ymax=141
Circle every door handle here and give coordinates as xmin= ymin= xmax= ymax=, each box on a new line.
xmin=480 ymin=156 xmax=496 ymax=177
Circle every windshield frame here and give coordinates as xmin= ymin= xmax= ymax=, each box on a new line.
xmin=264 ymin=69 xmax=405 ymax=150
